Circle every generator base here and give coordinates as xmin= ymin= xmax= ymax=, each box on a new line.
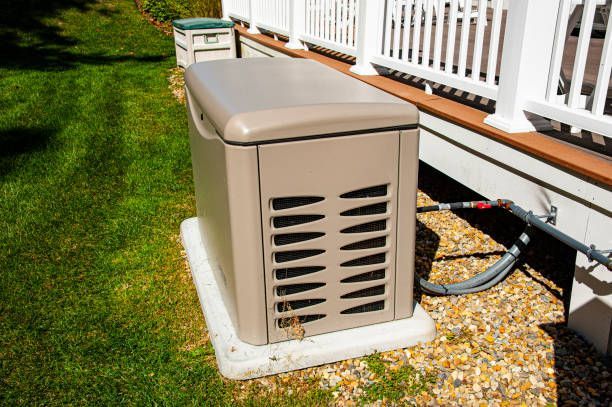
xmin=180 ymin=217 xmax=436 ymax=380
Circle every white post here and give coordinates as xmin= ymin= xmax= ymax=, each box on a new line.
xmin=484 ymin=0 xmax=559 ymax=133
xmin=221 ymin=0 xmax=230 ymax=20
xmin=248 ymin=0 xmax=261 ymax=34
xmin=287 ymin=0 xmax=307 ymax=49
xmin=350 ymin=0 xmax=385 ymax=76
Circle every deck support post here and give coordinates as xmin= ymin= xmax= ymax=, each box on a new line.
xmin=286 ymin=0 xmax=307 ymax=50
xmin=350 ymin=0 xmax=385 ymax=76
xmin=484 ymin=0 xmax=559 ymax=133
xmin=247 ymin=0 xmax=261 ymax=34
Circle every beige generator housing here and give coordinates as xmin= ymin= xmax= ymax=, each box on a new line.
xmin=173 ymin=18 xmax=236 ymax=69
xmin=185 ymin=58 xmax=419 ymax=345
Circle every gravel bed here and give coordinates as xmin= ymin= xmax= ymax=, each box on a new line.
xmin=242 ymin=175 xmax=610 ymax=406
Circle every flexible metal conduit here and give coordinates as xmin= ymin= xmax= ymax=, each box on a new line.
xmin=416 ymin=199 xmax=611 ymax=296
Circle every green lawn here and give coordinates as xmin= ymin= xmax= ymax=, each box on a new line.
xmin=0 ymin=1 xmax=328 ymax=404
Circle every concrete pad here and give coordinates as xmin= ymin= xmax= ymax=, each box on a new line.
xmin=180 ymin=217 xmax=436 ymax=380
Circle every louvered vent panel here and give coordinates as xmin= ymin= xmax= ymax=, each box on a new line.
xmin=259 ymin=132 xmax=405 ymax=342
xmin=339 ymin=186 xmax=392 ymax=315
xmin=271 ymin=196 xmax=327 ymax=337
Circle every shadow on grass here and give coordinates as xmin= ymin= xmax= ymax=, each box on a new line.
xmin=0 ymin=127 xmax=56 ymax=177
xmin=0 ymin=0 xmax=170 ymax=71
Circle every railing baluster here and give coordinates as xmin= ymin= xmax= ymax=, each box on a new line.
xmin=568 ymin=0 xmax=597 ymax=108
xmin=348 ymin=0 xmax=356 ymax=46
xmin=392 ymin=0 xmax=403 ymax=59
xmin=323 ymin=0 xmax=331 ymax=41
xmin=445 ymin=0 xmax=458 ymax=73
xmin=412 ymin=0 xmax=423 ymax=64
xmin=316 ymin=0 xmax=320 ymax=36
xmin=432 ymin=0 xmax=445 ymax=69
xmin=470 ymin=0 xmax=487 ymax=81
xmin=384 ymin=0 xmax=394 ymax=57
xmin=401 ymin=0 xmax=412 ymax=62
xmin=485 ymin=0 xmax=502 ymax=84
xmin=335 ymin=0 xmax=342 ymax=43
xmin=421 ymin=0 xmax=434 ymax=68
xmin=457 ymin=0 xmax=472 ymax=77
xmin=341 ymin=0 xmax=348 ymax=44
xmin=591 ymin=7 xmax=612 ymax=116
xmin=330 ymin=0 xmax=336 ymax=42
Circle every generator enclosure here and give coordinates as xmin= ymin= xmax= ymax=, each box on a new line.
xmin=185 ymin=58 xmax=419 ymax=345
xmin=173 ymin=18 xmax=236 ymax=68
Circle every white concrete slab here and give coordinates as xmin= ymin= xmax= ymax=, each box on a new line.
xmin=180 ymin=217 xmax=437 ymax=380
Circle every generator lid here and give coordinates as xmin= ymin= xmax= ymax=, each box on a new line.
xmin=184 ymin=58 xmax=418 ymax=144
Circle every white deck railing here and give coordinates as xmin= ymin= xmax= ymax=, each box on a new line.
xmin=301 ymin=0 xmax=359 ymax=56
xmin=223 ymin=0 xmax=612 ymax=138
xmin=523 ymin=0 xmax=612 ymax=136
xmin=370 ymin=0 xmax=504 ymax=100
xmin=254 ymin=0 xmax=291 ymax=36
xmin=225 ymin=0 xmax=250 ymax=21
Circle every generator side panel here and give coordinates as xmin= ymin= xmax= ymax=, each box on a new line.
xmin=187 ymin=94 xmax=268 ymax=345
xmin=258 ymin=131 xmax=402 ymax=343
xmin=394 ymin=129 xmax=419 ymax=319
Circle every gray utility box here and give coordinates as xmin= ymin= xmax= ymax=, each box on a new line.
xmin=173 ymin=18 xmax=236 ymax=68
xmin=185 ymin=58 xmax=419 ymax=345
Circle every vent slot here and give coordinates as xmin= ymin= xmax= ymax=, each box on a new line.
xmin=275 ymin=250 xmax=324 ymax=263
xmin=341 ymin=237 xmax=387 ymax=251
xmin=273 ymin=215 xmax=324 ymax=229
xmin=275 ymin=266 xmax=325 ymax=280
xmin=277 ymin=283 xmax=325 ymax=296
xmin=274 ymin=232 xmax=324 ymax=246
xmin=341 ymin=300 xmax=385 ymax=314
xmin=341 ymin=253 xmax=386 ymax=267
xmin=272 ymin=196 xmax=324 ymax=210
xmin=278 ymin=314 xmax=326 ymax=328
xmin=341 ymin=202 xmax=388 ymax=217
xmin=341 ymin=284 xmax=385 ymax=298
xmin=340 ymin=220 xmax=387 ymax=234
xmin=341 ymin=185 xmax=388 ymax=199
xmin=341 ymin=269 xmax=386 ymax=283
xmin=277 ymin=299 xmax=326 ymax=312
